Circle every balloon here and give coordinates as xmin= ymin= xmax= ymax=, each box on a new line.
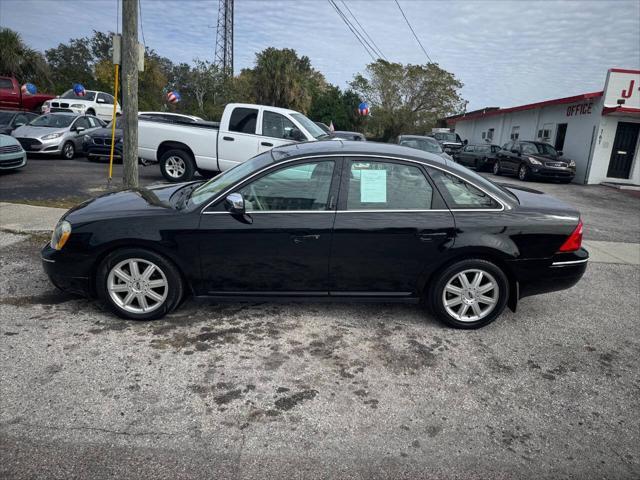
xmin=73 ymin=83 xmax=86 ymax=96
xmin=358 ymin=102 xmax=369 ymax=116
xmin=166 ymin=91 xmax=181 ymax=104
xmin=21 ymin=83 xmax=37 ymax=95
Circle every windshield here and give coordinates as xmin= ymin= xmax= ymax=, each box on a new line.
xmin=190 ymin=153 xmax=274 ymax=206
xmin=60 ymin=89 xmax=97 ymax=101
xmin=522 ymin=142 xmax=557 ymax=156
xmin=403 ymin=138 xmax=442 ymax=154
xmin=435 ymin=132 xmax=459 ymax=143
xmin=0 ymin=112 xmax=14 ymax=124
xmin=30 ymin=114 xmax=75 ymax=128
xmin=291 ymin=113 xmax=329 ymax=139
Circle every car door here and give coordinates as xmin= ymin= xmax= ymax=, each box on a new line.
xmin=498 ymin=141 xmax=515 ymax=172
xmin=197 ymin=158 xmax=340 ymax=295
xmin=257 ymin=110 xmax=298 ymax=154
xmin=70 ymin=116 xmax=91 ymax=147
xmin=0 ymin=78 xmax=19 ymax=109
xmin=217 ymin=106 xmax=261 ymax=170
xmin=96 ymin=93 xmax=113 ymax=120
xmin=329 ymin=158 xmax=455 ymax=297
xmin=459 ymin=145 xmax=474 ymax=165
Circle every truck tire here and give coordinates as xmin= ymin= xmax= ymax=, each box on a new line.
xmin=160 ymin=149 xmax=195 ymax=182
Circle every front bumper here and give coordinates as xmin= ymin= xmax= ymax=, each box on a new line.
xmin=41 ymin=244 xmax=93 ymax=296
xmin=84 ymin=143 xmax=123 ymax=159
xmin=529 ymin=165 xmax=575 ymax=180
xmin=0 ymin=151 xmax=27 ymax=169
xmin=509 ymin=247 xmax=588 ymax=299
xmin=16 ymin=137 xmax=64 ymax=154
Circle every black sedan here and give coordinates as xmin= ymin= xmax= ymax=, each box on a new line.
xmin=494 ymin=140 xmax=576 ymax=182
xmin=41 ymin=141 xmax=588 ymax=329
xmin=454 ymin=143 xmax=501 ymax=171
xmin=83 ymin=116 xmax=123 ymax=161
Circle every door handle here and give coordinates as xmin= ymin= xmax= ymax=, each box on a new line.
xmin=292 ymin=234 xmax=320 ymax=244
xmin=261 ymin=141 xmax=273 ymax=147
xmin=417 ymin=232 xmax=448 ymax=242
xmin=222 ymin=136 xmax=234 ymax=141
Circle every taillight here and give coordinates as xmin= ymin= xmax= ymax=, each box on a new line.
xmin=558 ymin=219 xmax=583 ymax=252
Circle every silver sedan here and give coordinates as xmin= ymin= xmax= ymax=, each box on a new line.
xmin=12 ymin=113 xmax=105 ymax=159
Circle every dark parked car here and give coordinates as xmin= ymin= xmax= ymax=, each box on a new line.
xmin=454 ymin=143 xmax=501 ymax=171
xmin=333 ymin=131 xmax=366 ymax=141
xmin=83 ymin=116 xmax=123 ymax=161
xmin=494 ymin=140 xmax=576 ymax=182
xmin=427 ymin=131 xmax=464 ymax=154
xmin=396 ymin=134 xmax=453 ymax=162
xmin=42 ymin=141 xmax=587 ymax=329
xmin=0 ymin=110 xmax=38 ymax=135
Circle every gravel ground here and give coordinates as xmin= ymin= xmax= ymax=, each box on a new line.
xmin=0 ymin=231 xmax=638 ymax=479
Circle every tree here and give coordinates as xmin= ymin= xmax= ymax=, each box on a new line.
xmin=0 ymin=28 xmax=51 ymax=85
xmin=252 ymin=48 xmax=325 ymax=113
xmin=308 ymin=85 xmax=363 ymax=131
xmin=45 ymin=37 xmax=95 ymax=93
xmin=350 ymin=60 xmax=467 ymax=141
xmin=188 ymin=59 xmax=223 ymax=113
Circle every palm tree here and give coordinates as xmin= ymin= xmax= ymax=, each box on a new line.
xmin=0 ymin=28 xmax=51 ymax=85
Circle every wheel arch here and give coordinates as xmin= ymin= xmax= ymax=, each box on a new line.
xmin=418 ymin=248 xmax=519 ymax=313
xmin=89 ymin=240 xmax=194 ymax=298
xmin=157 ymin=141 xmax=195 ymax=163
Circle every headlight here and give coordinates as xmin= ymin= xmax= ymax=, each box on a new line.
xmin=50 ymin=220 xmax=72 ymax=250
xmin=70 ymin=104 xmax=86 ymax=110
xmin=42 ymin=132 xmax=63 ymax=140
xmin=528 ymin=156 xmax=542 ymax=165
xmin=568 ymin=159 xmax=576 ymax=167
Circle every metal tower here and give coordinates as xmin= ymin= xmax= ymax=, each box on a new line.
xmin=214 ymin=0 xmax=234 ymax=77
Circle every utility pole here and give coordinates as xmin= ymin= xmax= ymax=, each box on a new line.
xmin=122 ymin=0 xmax=139 ymax=188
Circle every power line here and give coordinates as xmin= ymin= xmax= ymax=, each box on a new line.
xmin=394 ymin=0 xmax=433 ymax=63
xmin=138 ymin=0 xmax=146 ymax=46
xmin=340 ymin=0 xmax=387 ymax=61
xmin=328 ymin=0 xmax=377 ymax=62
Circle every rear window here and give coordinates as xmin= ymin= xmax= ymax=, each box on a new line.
xmin=229 ymin=107 xmax=257 ymax=134
xmin=0 ymin=78 xmax=13 ymax=89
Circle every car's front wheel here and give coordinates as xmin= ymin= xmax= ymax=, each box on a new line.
xmin=492 ymin=161 xmax=501 ymax=175
xmin=160 ymin=149 xmax=195 ymax=182
xmin=429 ymin=259 xmax=508 ymax=329
xmin=518 ymin=164 xmax=530 ymax=181
xmin=97 ymin=248 xmax=184 ymax=320
xmin=61 ymin=141 xmax=75 ymax=159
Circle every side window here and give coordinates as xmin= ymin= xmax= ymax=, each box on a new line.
xmin=14 ymin=114 xmax=29 ymax=126
xmin=238 ymin=161 xmax=335 ymax=211
xmin=229 ymin=107 xmax=258 ymax=134
xmin=262 ymin=111 xmax=296 ymax=139
xmin=521 ymin=143 xmax=538 ymax=155
xmin=428 ymin=168 xmax=499 ymax=210
xmin=347 ymin=160 xmax=433 ymax=211
xmin=87 ymin=116 xmax=103 ymax=127
xmin=0 ymin=78 xmax=13 ymax=89
xmin=73 ymin=117 xmax=91 ymax=130
xmin=97 ymin=93 xmax=110 ymax=104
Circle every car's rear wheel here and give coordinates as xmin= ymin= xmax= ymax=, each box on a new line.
xmin=97 ymin=248 xmax=184 ymax=320
xmin=160 ymin=149 xmax=195 ymax=182
xmin=429 ymin=259 xmax=508 ymax=329
xmin=518 ymin=163 xmax=530 ymax=181
xmin=62 ymin=142 xmax=75 ymax=159
xmin=86 ymin=109 xmax=96 ymax=116
xmin=492 ymin=161 xmax=501 ymax=175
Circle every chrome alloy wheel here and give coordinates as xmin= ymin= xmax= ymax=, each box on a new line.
xmin=165 ymin=156 xmax=186 ymax=178
xmin=63 ymin=142 xmax=74 ymax=159
xmin=442 ymin=269 xmax=499 ymax=322
xmin=107 ymin=258 xmax=168 ymax=314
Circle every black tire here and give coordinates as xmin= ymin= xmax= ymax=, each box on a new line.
xmin=96 ymin=248 xmax=184 ymax=321
xmin=428 ymin=258 xmax=509 ymax=329
xmin=159 ymin=149 xmax=195 ymax=182
xmin=86 ymin=109 xmax=96 ymax=116
xmin=518 ymin=163 xmax=530 ymax=181
xmin=492 ymin=161 xmax=501 ymax=175
xmin=61 ymin=141 xmax=75 ymax=159
xmin=197 ymin=169 xmax=218 ymax=179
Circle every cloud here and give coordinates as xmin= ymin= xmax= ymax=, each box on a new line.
xmin=1 ymin=0 xmax=638 ymax=110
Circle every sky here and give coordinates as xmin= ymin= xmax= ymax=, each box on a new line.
xmin=1 ymin=0 xmax=639 ymax=111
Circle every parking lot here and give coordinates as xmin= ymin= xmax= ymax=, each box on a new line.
xmin=1 ymin=157 xmax=640 ymax=479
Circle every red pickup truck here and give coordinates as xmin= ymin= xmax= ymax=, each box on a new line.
xmin=0 ymin=76 xmax=55 ymax=112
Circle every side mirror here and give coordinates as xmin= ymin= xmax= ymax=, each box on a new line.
xmin=14 ymin=122 xmax=25 ymax=127
xmin=557 ymin=150 xmax=563 ymax=156
xmin=290 ymin=127 xmax=305 ymax=142
xmin=75 ymin=126 xmax=85 ymax=133
xmin=225 ymin=192 xmax=245 ymax=214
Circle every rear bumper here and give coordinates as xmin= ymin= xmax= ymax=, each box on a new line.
xmin=41 ymin=244 xmax=93 ymax=296
xmin=508 ymin=248 xmax=588 ymax=299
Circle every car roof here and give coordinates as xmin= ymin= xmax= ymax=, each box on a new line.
xmin=227 ymin=103 xmax=300 ymax=115
xmin=399 ymin=134 xmax=438 ymax=141
xmin=271 ymin=139 xmax=447 ymax=166
xmin=335 ymin=131 xmax=363 ymax=135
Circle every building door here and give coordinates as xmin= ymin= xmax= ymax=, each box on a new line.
xmin=607 ymin=122 xmax=640 ymax=179
xmin=555 ymin=123 xmax=568 ymax=151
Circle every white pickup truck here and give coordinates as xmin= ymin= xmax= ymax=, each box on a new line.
xmin=138 ymin=103 xmax=329 ymax=182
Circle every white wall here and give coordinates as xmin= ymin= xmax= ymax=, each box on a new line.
xmin=587 ymin=116 xmax=640 ymax=184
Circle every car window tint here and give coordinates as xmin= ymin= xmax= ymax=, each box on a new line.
xmin=229 ymin=107 xmax=258 ymax=134
xmin=521 ymin=143 xmax=538 ymax=155
xmin=87 ymin=117 xmax=102 ymax=127
xmin=74 ymin=117 xmax=91 ymax=129
xmin=347 ymin=160 xmax=433 ymax=211
xmin=428 ymin=168 xmax=499 ymax=209
xmin=0 ymin=78 xmax=13 ymax=89
xmin=262 ymin=111 xmax=296 ymax=139
xmin=14 ymin=114 xmax=29 ymax=125
xmin=238 ymin=161 xmax=335 ymax=211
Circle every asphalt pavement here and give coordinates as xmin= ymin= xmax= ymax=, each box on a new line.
xmin=1 ymin=155 xmax=639 ymax=479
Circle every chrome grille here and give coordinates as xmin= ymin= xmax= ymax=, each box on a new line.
xmin=0 ymin=144 xmax=22 ymax=154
